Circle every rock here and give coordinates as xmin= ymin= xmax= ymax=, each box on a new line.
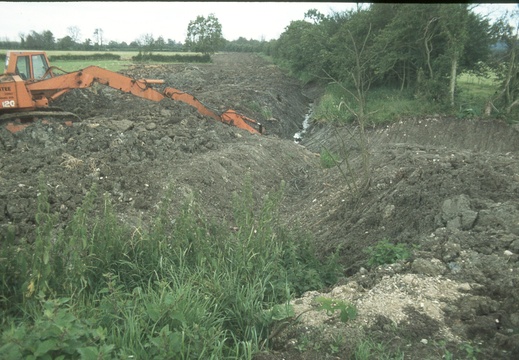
xmin=441 ymin=195 xmax=478 ymax=230
xmin=442 ymin=241 xmax=461 ymax=262
xmin=160 ymin=109 xmax=172 ymax=117
xmin=448 ymin=262 xmax=462 ymax=274
xmin=383 ymin=204 xmax=395 ymax=218
xmin=457 ymin=283 xmax=472 ymax=292
xmin=510 ymin=238 xmax=519 ymax=253
xmin=411 ymin=258 xmax=446 ymax=276
xmin=109 ymin=119 xmax=134 ymax=132
xmin=510 ymin=313 xmax=519 ymax=327
xmin=476 ymin=202 xmax=519 ymax=235
xmin=145 ymin=122 xmax=157 ymax=130
xmin=496 ymin=333 xmax=519 ymax=355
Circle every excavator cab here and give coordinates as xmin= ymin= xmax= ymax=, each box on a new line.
xmin=5 ymin=51 xmax=54 ymax=81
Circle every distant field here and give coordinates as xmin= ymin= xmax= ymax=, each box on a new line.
xmin=457 ymin=71 xmax=498 ymax=112
xmin=0 ymin=50 xmax=202 ymax=72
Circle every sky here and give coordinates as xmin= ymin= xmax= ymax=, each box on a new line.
xmin=0 ymin=2 xmax=357 ymax=44
xmin=1 ymin=2 xmax=518 ymax=45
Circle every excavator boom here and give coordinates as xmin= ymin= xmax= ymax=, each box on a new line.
xmin=0 ymin=51 xmax=264 ymax=134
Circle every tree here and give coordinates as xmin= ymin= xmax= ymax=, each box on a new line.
xmin=56 ymin=35 xmax=75 ymax=50
xmin=23 ymin=30 xmax=55 ymax=50
xmin=185 ymin=14 xmax=224 ymax=54
xmin=137 ymin=33 xmax=155 ymax=54
xmin=82 ymin=38 xmax=93 ymax=51
xmin=67 ymin=26 xmax=81 ymax=43
xmin=439 ymin=4 xmax=469 ymax=107
xmin=272 ymin=3 xmax=492 ymax=106
xmin=273 ymin=17 xmax=332 ymax=78
xmin=167 ymin=39 xmax=183 ymax=51
xmin=108 ymin=40 xmax=121 ymax=50
xmin=155 ymin=36 xmax=165 ymax=51
xmin=93 ymin=28 xmax=104 ymax=48
xmin=460 ymin=11 xmax=493 ymax=73
xmin=491 ymin=9 xmax=519 ymax=114
xmin=304 ymin=8 xmax=326 ymax=24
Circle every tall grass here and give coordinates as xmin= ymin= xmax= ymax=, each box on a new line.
xmin=0 ymin=177 xmax=341 ymax=359
xmin=312 ymin=83 xmax=450 ymax=126
xmin=312 ymin=70 xmax=500 ymax=126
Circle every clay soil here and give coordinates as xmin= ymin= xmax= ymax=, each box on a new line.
xmin=1 ymin=53 xmax=519 ymax=359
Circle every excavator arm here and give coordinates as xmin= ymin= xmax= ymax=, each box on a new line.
xmin=25 ymin=66 xmax=264 ymax=134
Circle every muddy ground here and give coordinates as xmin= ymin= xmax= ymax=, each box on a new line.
xmin=1 ymin=53 xmax=519 ymax=359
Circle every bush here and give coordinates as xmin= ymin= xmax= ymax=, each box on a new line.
xmin=364 ymin=238 xmax=411 ymax=268
xmin=0 ymin=297 xmax=114 ymax=360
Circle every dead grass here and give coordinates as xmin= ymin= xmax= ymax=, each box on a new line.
xmin=60 ymin=153 xmax=83 ymax=169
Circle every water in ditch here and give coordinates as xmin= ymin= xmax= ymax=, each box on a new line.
xmin=293 ymin=103 xmax=314 ymax=143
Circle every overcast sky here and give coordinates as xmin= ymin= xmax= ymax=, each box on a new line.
xmin=0 ymin=2 xmax=357 ymax=44
xmin=1 ymin=2 xmax=517 ymax=44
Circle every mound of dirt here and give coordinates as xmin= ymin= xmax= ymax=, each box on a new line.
xmin=1 ymin=53 xmax=519 ymax=358
xmin=0 ymin=53 xmax=313 ymax=238
xmin=270 ymin=117 xmax=519 ymax=359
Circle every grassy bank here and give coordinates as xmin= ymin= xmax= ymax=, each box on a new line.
xmin=0 ymin=178 xmax=341 ymax=359
xmin=310 ymin=72 xmax=499 ymax=126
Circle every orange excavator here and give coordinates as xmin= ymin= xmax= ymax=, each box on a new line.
xmin=0 ymin=51 xmax=264 ymax=134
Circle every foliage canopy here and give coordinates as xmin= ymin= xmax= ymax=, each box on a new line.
xmin=185 ymin=13 xmax=224 ymax=54
xmin=271 ymin=4 xmax=497 ymax=107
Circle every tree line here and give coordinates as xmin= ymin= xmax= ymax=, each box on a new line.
xmin=269 ymin=4 xmax=519 ymax=113
xmin=0 ymin=14 xmax=271 ymax=54
xmin=1 ymin=29 xmax=184 ymax=52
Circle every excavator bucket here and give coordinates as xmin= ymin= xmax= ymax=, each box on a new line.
xmin=163 ymin=87 xmax=264 ymax=135
xmin=221 ymin=110 xmax=264 ymax=135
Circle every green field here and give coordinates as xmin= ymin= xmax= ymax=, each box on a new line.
xmin=0 ymin=50 xmax=202 ymax=72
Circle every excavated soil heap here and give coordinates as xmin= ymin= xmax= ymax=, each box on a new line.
xmin=1 ymin=53 xmax=519 ymax=359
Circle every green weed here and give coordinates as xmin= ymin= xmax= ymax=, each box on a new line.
xmin=364 ymin=238 xmax=411 ymax=268
xmin=0 ymin=295 xmax=114 ymax=359
xmin=354 ymin=338 xmax=405 ymax=360
xmin=316 ymin=297 xmax=357 ymax=323
xmin=0 ymin=177 xmax=342 ymax=358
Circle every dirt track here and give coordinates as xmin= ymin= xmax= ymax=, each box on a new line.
xmin=1 ymin=53 xmax=519 ymax=358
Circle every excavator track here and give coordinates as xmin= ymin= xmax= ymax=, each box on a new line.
xmin=1 ymin=110 xmax=81 ymax=133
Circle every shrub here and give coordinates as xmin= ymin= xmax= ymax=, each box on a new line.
xmin=0 ymin=297 xmax=114 ymax=360
xmin=316 ymin=297 xmax=357 ymax=323
xmin=364 ymin=238 xmax=411 ymax=268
